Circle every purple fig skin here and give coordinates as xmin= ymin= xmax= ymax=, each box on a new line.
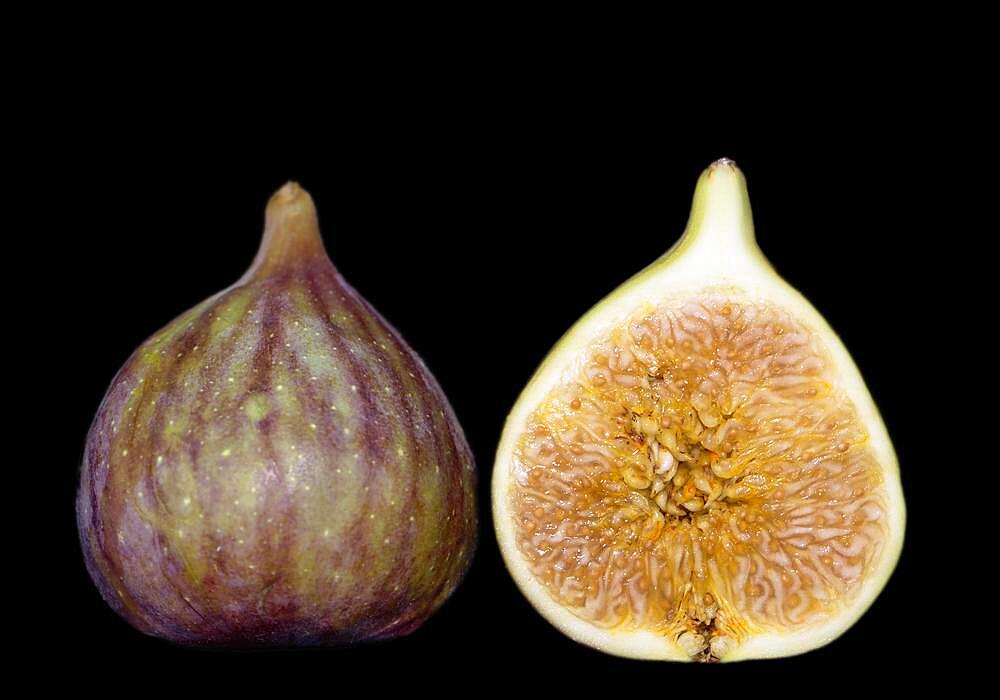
xmin=77 ymin=184 xmax=477 ymax=646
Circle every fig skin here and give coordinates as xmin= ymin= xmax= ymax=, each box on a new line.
xmin=77 ymin=183 xmax=477 ymax=647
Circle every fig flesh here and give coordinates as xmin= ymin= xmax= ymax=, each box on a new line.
xmin=77 ymin=183 xmax=477 ymax=646
xmin=492 ymin=160 xmax=904 ymax=661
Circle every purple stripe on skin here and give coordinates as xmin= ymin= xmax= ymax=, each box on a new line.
xmin=325 ymin=265 xmax=477 ymax=590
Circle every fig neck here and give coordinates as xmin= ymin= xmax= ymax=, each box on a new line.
xmin=671 ymin=159 xmax=765 ymax=275
xmin=242 ymin=182 xmax=330 ymax=282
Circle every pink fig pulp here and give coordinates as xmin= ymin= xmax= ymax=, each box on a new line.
xmin=77 ymin=183 xmax=477 ymax=646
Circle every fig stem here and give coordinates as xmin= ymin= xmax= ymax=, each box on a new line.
xmin=243 ymin=182 xmax=329 ymax=280
xmin=670 ymin=159 xmax=764 ymax=273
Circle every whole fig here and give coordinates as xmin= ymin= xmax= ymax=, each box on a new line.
xmin=77 ymin=183 xmax=477 ymax=646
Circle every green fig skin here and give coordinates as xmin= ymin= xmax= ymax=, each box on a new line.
xmin=77 ymin=184 xmax=477 ymax=646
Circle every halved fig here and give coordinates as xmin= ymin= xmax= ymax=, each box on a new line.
xmin=492 ymin=160 xmax=904 ymax=661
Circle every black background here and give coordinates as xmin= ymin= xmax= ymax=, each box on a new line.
xmin=41 ymin=92 xmax=942 ymax=689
